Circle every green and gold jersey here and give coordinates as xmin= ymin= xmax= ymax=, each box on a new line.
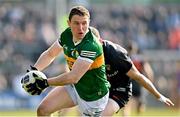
xmin=58 ymin=27 xmax=110 ymax=101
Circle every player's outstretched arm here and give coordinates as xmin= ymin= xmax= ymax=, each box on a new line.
xmin=127 ymin=64 xmax=174 ymax=106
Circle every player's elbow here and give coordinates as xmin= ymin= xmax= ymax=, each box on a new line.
xmin=72 ymin=78 xmax=79 ymax=84
xmin=70 ymin=77 xmax=80 ymax=84
xmin=68 ymin=72 xmax=81 ymax=84
xmin=73 ymin=74 xmax=81 ymax=84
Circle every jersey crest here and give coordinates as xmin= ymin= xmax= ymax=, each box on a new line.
xmin=71 ymin=49 xmax=79 ymax=58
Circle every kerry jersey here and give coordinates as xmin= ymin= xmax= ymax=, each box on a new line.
xmin=58 ymin=28 xmax=110 ymax=101
xmin=103 ymin=40 xmax=133 ymax=96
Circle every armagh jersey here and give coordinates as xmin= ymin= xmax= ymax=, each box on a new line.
xmin=103 ymin=40 xmax=133 ymax=97
xmin=58 ymin=27 xmax=110 ymax=101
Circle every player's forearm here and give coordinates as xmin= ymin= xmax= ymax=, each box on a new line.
xmin=128 ymin=65 xmax=174 ymax=106
xmin=34 ymin=50 xmax=56 ymax=71
xmin=47 ymin=71 xmax=79 ymax=86
xmin=47 ymin=57 xmax=91 ymax=86
xmin=136 ymin=74 xmax=161 ymax=99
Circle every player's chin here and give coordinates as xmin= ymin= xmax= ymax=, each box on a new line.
xmin=78 ymin=34 xmax=85 ymax=39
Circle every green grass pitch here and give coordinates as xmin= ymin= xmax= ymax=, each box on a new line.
xmin=0 ymin=107 xmax=179 ymax=116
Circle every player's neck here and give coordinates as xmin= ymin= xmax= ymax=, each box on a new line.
xmin=73 ymin=38 xmax=82 ymax=46
xmin=73 ymin=38 xmax=81 ymax=42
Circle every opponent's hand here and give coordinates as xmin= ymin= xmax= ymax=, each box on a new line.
xmin=158 ymin=95 xmax=174 ymax=106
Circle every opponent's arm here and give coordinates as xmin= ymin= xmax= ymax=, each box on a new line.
xmin=47 ymin=57 xmax=92 ymax=85
xmin=127 ymin=64 xmax=174 ymax=106
xmin=34 ymin=40 xmax=63 ymax=71
xmin=143 ymin=61 xmax=154 ymax=82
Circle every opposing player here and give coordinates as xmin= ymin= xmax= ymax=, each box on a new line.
xmin=21 ymin=6 xmax=110 ymax=116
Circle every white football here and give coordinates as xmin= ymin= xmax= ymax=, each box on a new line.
xmin=21 ymin=70 xmax=47 ymax=94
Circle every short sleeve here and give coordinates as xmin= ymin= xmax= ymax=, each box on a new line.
xmin=117 ymin=52 xmax=132 ymax=73
xmin=103 ymin=40 xmax=132 ymax=74
xmin=80 ymin=41 xmax=102 ymax=61
xmin=58 ymin=27 xmax=72 ymax=47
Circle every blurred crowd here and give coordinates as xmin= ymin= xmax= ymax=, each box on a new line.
xmin=0 ymin=2 xmax=179 ymax=110
xmin=0 ymin=4 xmax=57 ymax=92
xmin=92 ymin=5 xmax=180 ymax=50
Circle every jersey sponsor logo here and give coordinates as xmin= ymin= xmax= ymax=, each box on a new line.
xmin=106 ymin=64 xmax=119 ymax=78
xmin=107 ymin=70 xmax=119 ymax=78
xmin=106 ymin=64 xmax=111 ymax=71
xmin=113 ymin=87 xmax=126 ymax=92
xmin=80 ymin=50 xmax=96 ymax=58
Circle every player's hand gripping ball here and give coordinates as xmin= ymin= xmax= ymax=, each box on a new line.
xmin=21 ymin=70 xmax=49 ymax=95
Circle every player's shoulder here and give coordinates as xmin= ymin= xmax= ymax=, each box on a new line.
xmin=103 ymin=40 xmax=128 ymax=54
xmin=83 ymin=30 xmax=101 ymax=47
xmin=59 ymin=27 xmax=72 ymax=44
xmin=61 ymin=27 xmax=72 ymax=36
xmin=85 ymin=29 xmax=98 ymax=42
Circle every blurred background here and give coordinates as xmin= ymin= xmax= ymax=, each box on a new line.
xmin=0 ymin=0 xmax=180 ymax=116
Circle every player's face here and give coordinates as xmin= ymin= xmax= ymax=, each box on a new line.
xmin=68 ymin=15 xmax=89 ymax=40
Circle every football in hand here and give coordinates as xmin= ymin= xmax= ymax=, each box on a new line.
xmin=21 ymin=70 xmax=47 ymax=94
